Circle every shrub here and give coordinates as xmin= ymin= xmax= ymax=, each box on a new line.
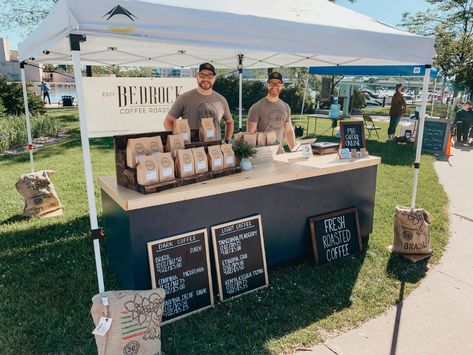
xmin=0 ymin=113 xmax=59 ymax=152
xmin=0 ymin=76 xmax=45 ymax=116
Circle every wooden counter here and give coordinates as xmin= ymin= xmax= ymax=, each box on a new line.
xmin=99 ymin=153 xmax=381 ymax=289
xmin=98 ymin=153 xmax=381 ymax=211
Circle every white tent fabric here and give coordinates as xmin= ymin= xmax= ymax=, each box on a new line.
xmin=19 ymin=0 xmax=435 ymax=68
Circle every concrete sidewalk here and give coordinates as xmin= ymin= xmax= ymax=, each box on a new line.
xmin=300 ymin=146 xmax=473 ymax=355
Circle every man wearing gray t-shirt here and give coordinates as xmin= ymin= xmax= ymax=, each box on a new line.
xmin=247 ymin=72 xmax=296 ymax=153
xmin=164 ymin=63 xmax=234 ymax=141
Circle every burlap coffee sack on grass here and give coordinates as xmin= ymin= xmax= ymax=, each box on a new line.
xmin=15 ymin=170 xmax=63 ymax=218
xmin=91 ymin=289 xmax=165 ymax=355
xmin=392 ymin=206 xmax=433 ymax=255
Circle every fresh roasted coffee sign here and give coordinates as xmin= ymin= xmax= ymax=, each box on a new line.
xmin=211 ymin=215 xmax=269 ymax=301
xmin=83 ymin=77 xmax=195 ymax=137
xmin=309 ymin=208 xmax=362 ymax=266
xmin=147 ymin=229 xmax=213 ymax=324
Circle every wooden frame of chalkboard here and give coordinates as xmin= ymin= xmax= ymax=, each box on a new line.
xmin=211 ymin=215 xmax=269 ymax=302
xmin=339 ymin=121 xmax=366 ymax=151
xmin=309 ymin=208 xmax=362 ymax=266
xmin=418 ymin=117 xmax=450 ymax=154
xmin=147 ymin=228 xmax=214 ymax=324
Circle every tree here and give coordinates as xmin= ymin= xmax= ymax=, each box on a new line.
xmin=0 ymin=76 xmax=45 ymax=116
xmin=400 ymin=0 xmax=473 ymax=94
xmin=0 ymin=0 xmax=57 ymax=36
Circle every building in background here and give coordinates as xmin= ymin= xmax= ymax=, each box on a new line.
xmin=0 ymin=37 xmax=42 ymax=82
xmin=157 ymin=67 xmax=197 ymax=77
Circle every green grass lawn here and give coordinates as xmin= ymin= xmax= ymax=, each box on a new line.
xmin=0 ymin=108 xmax=449 ymax=354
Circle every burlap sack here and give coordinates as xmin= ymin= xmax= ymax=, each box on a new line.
xmin=392 ymin=206 xmax=433 ymax=255
xmin=91 ymin=289 xmax=165 ymax=355
xmin=15 ymin=170 xmax=63 ymax=217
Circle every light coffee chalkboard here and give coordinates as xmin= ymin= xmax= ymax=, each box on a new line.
xmin=339 ymin=121 xmax=366 ymax=151
xmin=211 ymin=215 xmax=269 ymax=301
xmin=309 ymin=208 xmax=362 ymax=266
xmin=421 ymin=118 xmax=450 ymax=154
xmin=147 ymin=229 xmax=213 ymax=324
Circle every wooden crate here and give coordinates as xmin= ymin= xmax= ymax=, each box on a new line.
xmin=113 ymin=130 xmax=238 ymax=194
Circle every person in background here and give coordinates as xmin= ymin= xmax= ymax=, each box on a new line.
xmin=453 ymin=101 xmax=473 ymax=144
xmin=247 ymin=72 xmax=296 ymax=153
xmin=40 ymin=81 xmax=51 ymax=104
xmin=164 ymin=63 xmax=234 ymax=142
xmin=388 ymin=83 xmax=407 ymax=140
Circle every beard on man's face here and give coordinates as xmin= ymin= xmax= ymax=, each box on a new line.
xmin=198 ymin=80 xmax=213 ymax=90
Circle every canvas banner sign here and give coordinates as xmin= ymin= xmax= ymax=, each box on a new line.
xmin=82 ymin=77 xmax=195 ymax=137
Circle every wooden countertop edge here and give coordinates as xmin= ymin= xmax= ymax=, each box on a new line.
xmin=98 ymin=155 xmax=381 ymax=211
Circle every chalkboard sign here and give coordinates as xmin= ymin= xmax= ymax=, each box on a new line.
xmin=339 ymin=121 xmax=366 ymax=151
xmin=309 ymin=208 xmax=362 ymax=266
xmin=421 ymin=118 xmax=449 ymax=154
xmin=211 ymin=215 xmax=269 ymax=301
xmin=147 ymin=229 xmax=213 ymax=324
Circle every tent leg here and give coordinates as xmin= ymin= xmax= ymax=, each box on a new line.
xmin=20 ymin=62 xmax=34 ymax=173
xmin=70 ymin=35 xmax=105 ymax=294
xmin=411 ymin=67 xmax=431 ymax=209
xmin=301 ymin=69 xmax=309 ymax=116
xmin=238 ymin=54 xmax=243 ymax=130
xmin=431 ymin=77 xmax=437 ymax=117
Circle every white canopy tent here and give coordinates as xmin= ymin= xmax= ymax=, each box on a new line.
xmin=19 ymin=0 xmax=435 ymax=293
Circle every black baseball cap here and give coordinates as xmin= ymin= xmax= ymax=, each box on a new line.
xmin=198 ymin=62 xmax=216 ymax=75
xmin=268 ymin=72 xmax=283 ymax=83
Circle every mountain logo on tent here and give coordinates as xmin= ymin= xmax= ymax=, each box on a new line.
xmin=103 ymin=5 xmax=138 ymax=22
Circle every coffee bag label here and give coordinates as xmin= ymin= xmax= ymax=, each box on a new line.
xmin=206 ymin=130 xmax=213 ymax=138
xmin=198 ymin=161 xmax=206 ymax=170
xmin=215 ymin=158 xmax=222 ymax=167
xmin=146 ymin=171 xmax=157 ymax=180
xmin=184 ymin=163 xmax=193 ymax=173
xmin=226 ymin=156 xmax=234 ymax=165
xmin=162 ymin=168 xmax=173 ymax=177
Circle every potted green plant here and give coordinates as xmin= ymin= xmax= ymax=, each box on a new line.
xmin=233 ymin=140 xmax=257 ymax=170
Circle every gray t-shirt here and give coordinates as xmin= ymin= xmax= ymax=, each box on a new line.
xmin=168 ymin=88 xmax=232 ymax=139
xmin=247 ymin=97 xmax=291 ymax=147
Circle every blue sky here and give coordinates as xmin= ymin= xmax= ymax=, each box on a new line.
xmin=1 ymin=0 xmax=431 ymax=50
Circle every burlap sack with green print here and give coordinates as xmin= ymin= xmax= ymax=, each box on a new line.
xmin=392 ymin=206 xmax=433 ymax=255
xmin=91 ymin=289 xmax=165 ymax=355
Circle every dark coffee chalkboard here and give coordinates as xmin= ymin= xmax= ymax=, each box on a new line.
xmin=147 ymin=229 xmax=213 ymax=324
xmin=309 ymin=208 xmax=362 ymax=266
xmin=211 ymin=215 xmax=268 ymax=301
xmin=421 ymin=119 xmax=449 ymax=154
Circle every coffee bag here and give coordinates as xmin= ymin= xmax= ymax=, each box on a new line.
xmin=266 ymin=131 xmax=277 ymax=145
xmin=148 ymin=136 xmax=164 ymax=156
xmin=221 ymin=144 xmax=236 ymax=168
xmin=175 ymin=149 xmax=195 ymax=178
xmin=233 ymin=132 xmax=244 ymax=142
xmin=208 ymin=145 xmax=224 ymax=171
xmin=156 ymin=153 xmax=175 ymax=182
xmin=126 ymin=138 xmax=147 ymax=168
xmin=172 ymin=119 xmax=191 ymax=144
xmin=199 ymin=117 xmax=216 ymax=142
xmin=136 ymin=156 xmax=160 ymax=185
xmin=243 ymin=133 xmax=257 ymax=147
xmin=165 ymin=135 xmax=185 ymax=158
xmin=257 ymin=132 xmax=267 ymax=146
xmin=192 ymin=147 xmax=208 ymax=174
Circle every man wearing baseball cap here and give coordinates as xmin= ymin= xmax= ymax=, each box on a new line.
xmin=247 ymin=72 xmax=296 ymax=153
xmin=164 ymin=62 xmax=234 ymax=142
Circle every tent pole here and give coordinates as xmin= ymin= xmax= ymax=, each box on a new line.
xmin=238 ymin=54 xmax=244 ymax=130
xmin=431 ymin=77 xmax=437 ymax=117
xmin=411 ymin=66 xmax=431 ymax=209
xmin=20 ymin=62 xmax=34 ymax=173
xmin=301 ymin=68 xmax=309 ymax=116
xmin=70 ymin=34 xmax=105 ymax=294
